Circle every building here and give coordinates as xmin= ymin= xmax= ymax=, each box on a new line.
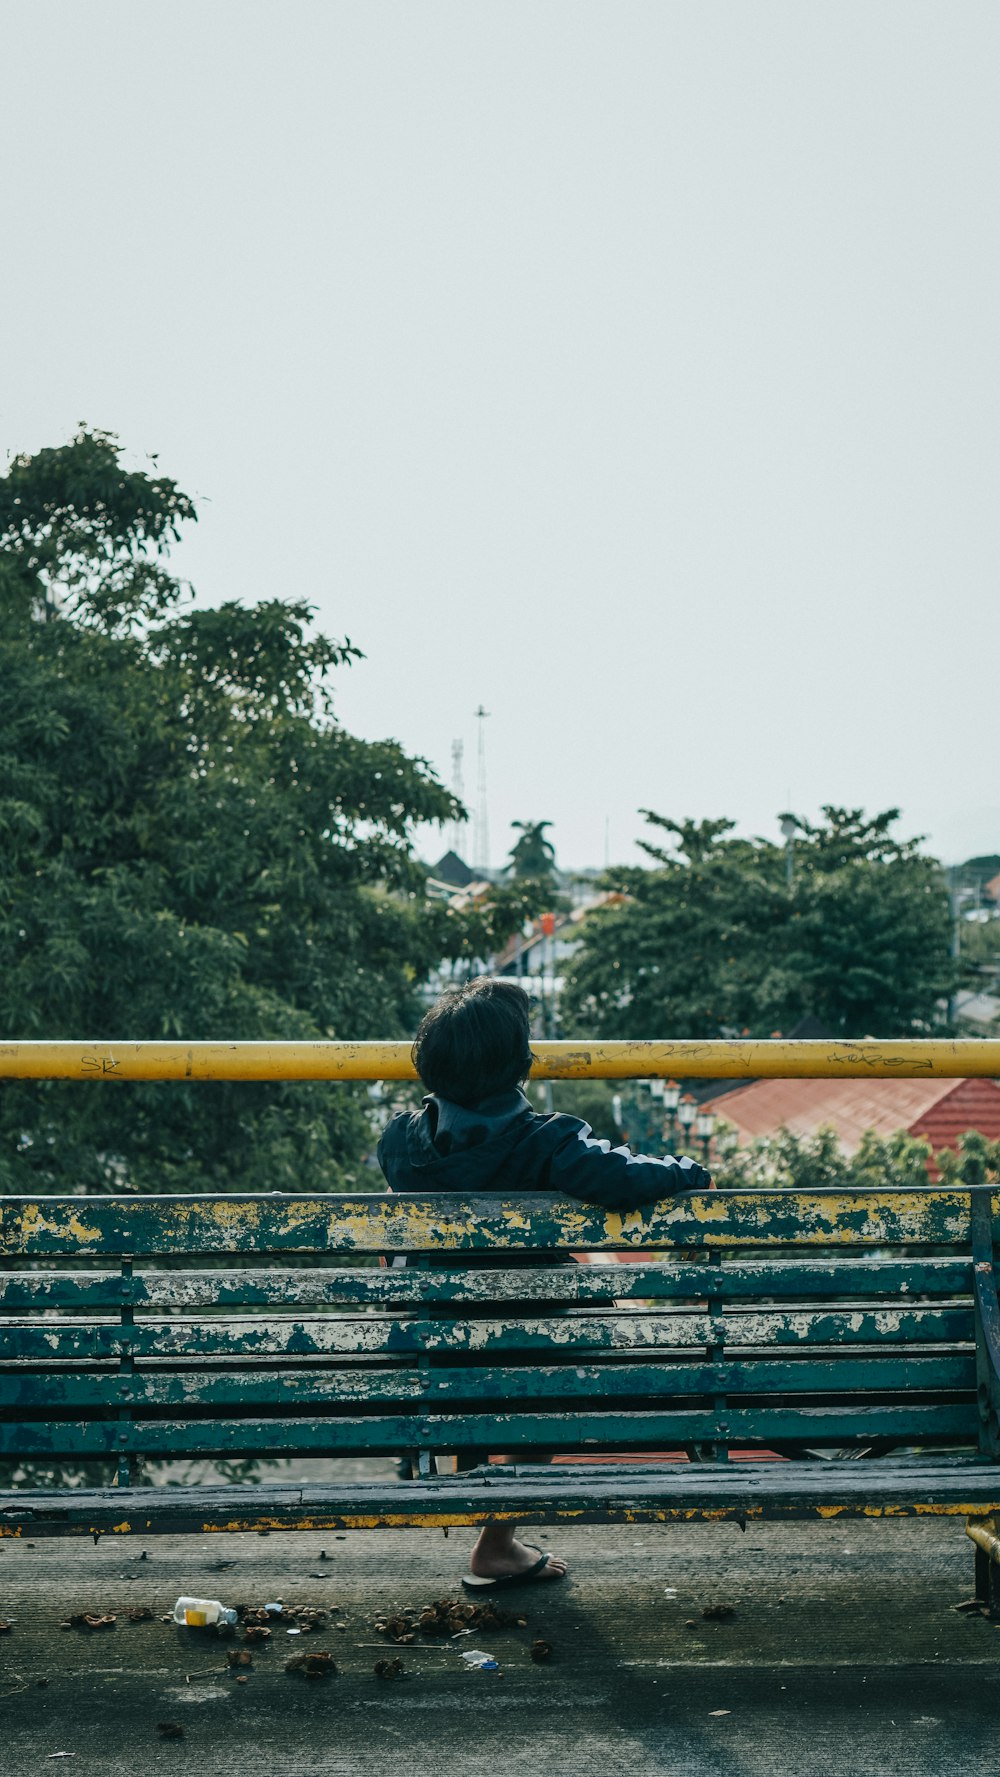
xmin=700 ymin=1073 xmax=1000 ymax=1177
xmin=492 ymin=893 xmax=626 ymax=1000
xmin=426 ymin=849 xmax=476 ymax=892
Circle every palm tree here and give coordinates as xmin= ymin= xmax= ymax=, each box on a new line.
xmin=506 ymin=820 xmax=557 ymax=879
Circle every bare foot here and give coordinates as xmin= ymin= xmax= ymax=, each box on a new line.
xmin=468 ymin=1534 xmax=568 ymax=1582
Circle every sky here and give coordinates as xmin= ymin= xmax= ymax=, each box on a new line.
xmin=1 ymin=1 xmax=997 ymax=871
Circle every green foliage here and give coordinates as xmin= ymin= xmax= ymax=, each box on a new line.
xmin=935 ymin=1130 xmax=1000 ymax=1189
xmin=525 ymin=1078 xmax=620 ymax=1136
xmin=506 ymin=819 xmax=557 ymax=880
xmin=562 ymin=807 xmax=956 ymax=1040
xmin=711 ymin=1124 xmax=999 ymax=1190
xmin=956 ymin=915 xmax=1000 ymax=1017
xmin=951 ymin=855 xmax=1000 ymax=898
xmin=958 ymin=919 xmax=1000 ymax=970
xmin=711 ymin=1123 xmax=934 ymax=1190
xmin=0 ymin=431 xmax=460 ymax=1193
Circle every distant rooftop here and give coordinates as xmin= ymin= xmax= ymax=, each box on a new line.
xmin=430 ymin=849 xmax=475 ymax=888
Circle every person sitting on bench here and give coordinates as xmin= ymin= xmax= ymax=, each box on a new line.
xmin=377 ymin=975 xmax=712 ymax=1590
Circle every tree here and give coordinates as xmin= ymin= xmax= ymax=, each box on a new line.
xmin=709 ymin=1124 xmax=1000 ymax=1191
xmin=0 ymin=430 xmax=459 ymax=1193
xmin=562 ymin=807 xmax=956 ymax=1040
xmin=506 ymin=820 xmax=557 ymax=880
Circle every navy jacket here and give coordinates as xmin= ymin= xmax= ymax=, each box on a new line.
xmin=376 ymin=1089 xmax=711 ymax=1211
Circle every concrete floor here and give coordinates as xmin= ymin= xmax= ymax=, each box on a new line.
xmin=1 ymin=1486 xmax=998 ymax=1776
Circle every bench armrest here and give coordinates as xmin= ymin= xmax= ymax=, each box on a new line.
xmin=971 ymin=1189 xmax=1000 ymax=1459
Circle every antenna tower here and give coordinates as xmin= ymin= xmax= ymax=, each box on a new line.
xmin=448 ymin=739 xmax=467 ymax=856
xmin=473 ymin=705 xmax=490 ymax=874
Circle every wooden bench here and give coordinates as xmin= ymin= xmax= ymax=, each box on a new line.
xmin=3 ymin=1185 xmax=1000 ymax=1604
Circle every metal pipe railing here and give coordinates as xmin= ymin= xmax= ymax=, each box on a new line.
xmin=0 ymin=1038 xmax=997 ymax=1082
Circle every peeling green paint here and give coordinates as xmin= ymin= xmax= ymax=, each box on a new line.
xmin=0 ymin=1190 xmax=991 ymax=1257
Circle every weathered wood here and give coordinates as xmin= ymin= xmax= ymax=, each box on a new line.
xmin=1 ymin=1353 xmax=977 ymax=1412
xmin=0 ymin=1189 xmax=988 ymax=1257
xmin=0 ymin=1303 xmax=974 ymax=1361
xmin=4 ymin=1457 xmax=1000 ymax=1538
xmin=4 ymin=1457 xmax=1000 ymax=1536
xmin=0 ymin=1183 xmax=995 ymax=1537
xmin=972 ymin=1190 xmax=1000 ymax=1458
xmin=0 ymin=1255 xmax=976 ymax=1311
xmin=0 ymin=1402 xmax=976 ymax=1459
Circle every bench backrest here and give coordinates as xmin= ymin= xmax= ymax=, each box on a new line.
xmin=1 ymin=1189 xmax=997 ymax=1471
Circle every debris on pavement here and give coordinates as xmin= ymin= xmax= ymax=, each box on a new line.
xmin=701 ymin=1603 xmax=736 ymax=1620
xmin=243 ymin=1625 xmax=272 ymax=1643
xmin=0 ymin=1619 xmax=11 ymax=1633
xmin=226 ymin=1648 xmax=253 ymax=1668
xmin=172 ymin=1597 xmax=238 ymax=1629
xmin=459 ymin=1649 xmax=501 ymax=1672
xmin=284 ymin=1650 xmax=337 ymax=1679
xmin=952 ymin=1598 xmax=989 ymax=1615
xmin=374 ymin=1657 xmax=407 ymax=1681
xmin=60 ymin=1613 xmax=116 ymax=1631
xmin=530 ymin=1639 xmax=552 ymax=1663
xmin=156 ymin=1723 xmax=185 ymax=1740
xmin=375 ymin=1598 xmax=525 ymax=1644
xmin=126 ymin=1607 xmax=154 ymax=1623
xmin=241 ymin=1602 xmax=329 ymax=1632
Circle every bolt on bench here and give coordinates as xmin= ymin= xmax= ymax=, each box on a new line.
xmin=2 ymin=1183 xmax=1000 ymax=1606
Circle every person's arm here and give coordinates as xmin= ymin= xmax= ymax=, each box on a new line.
xmin=545 ymin=1119 xmax=711 ymax=1212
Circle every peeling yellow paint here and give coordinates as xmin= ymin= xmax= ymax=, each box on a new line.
xmin=16 ymin=1202 xmax=102 ymax=1251
xmin=3 ymin=1189 xmax=986 ymax=1259
xmin=3 ymin=1037 xmax=1000 ymax=1082
xmin=6 ymin=1497 xmax=997 ymax=1541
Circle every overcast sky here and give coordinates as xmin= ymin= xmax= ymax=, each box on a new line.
xmin=2 ymin=2 xmax=997 ymax=871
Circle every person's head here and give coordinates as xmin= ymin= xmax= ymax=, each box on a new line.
xmin=412 ymin=977 xmax=534 ymax=1107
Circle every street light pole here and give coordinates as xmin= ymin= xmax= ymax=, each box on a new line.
xmin=662 ymin=1079 xmax=680 ymax=1149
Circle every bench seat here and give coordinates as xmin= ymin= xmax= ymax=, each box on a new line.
xmin=4 ymin=1458 xmax=1000 ymax=1540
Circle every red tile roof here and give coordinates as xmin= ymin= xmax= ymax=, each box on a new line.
xmin=702 ymin=1074 xmax=1000 ymax=1157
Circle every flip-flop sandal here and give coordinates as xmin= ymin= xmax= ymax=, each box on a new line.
xmin=461 ymin=1547 xmax=565 ymax=1592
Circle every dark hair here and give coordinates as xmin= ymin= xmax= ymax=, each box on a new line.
xmin=412 ymin=977 xmax=535 ymax=1107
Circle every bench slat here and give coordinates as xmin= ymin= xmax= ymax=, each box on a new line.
xmin=0 ymin=1402 xmax=976 ymax=1458
xmin=0 ymin=1190 xmax=989 ymax=1256
xmin=0 ymin=1353 xmax=977 ymax=1410
xmin=5 ymin=1459 xmax=1000 ymax=1538
xmin=0 ymin=1305 xmax=974 ymax=1360
xmin=0 ymin=1257 xmax=975 ymax=1310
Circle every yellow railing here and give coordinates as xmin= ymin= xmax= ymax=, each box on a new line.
xmin=0 ymin=1038 xmax=997 ymax=1082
